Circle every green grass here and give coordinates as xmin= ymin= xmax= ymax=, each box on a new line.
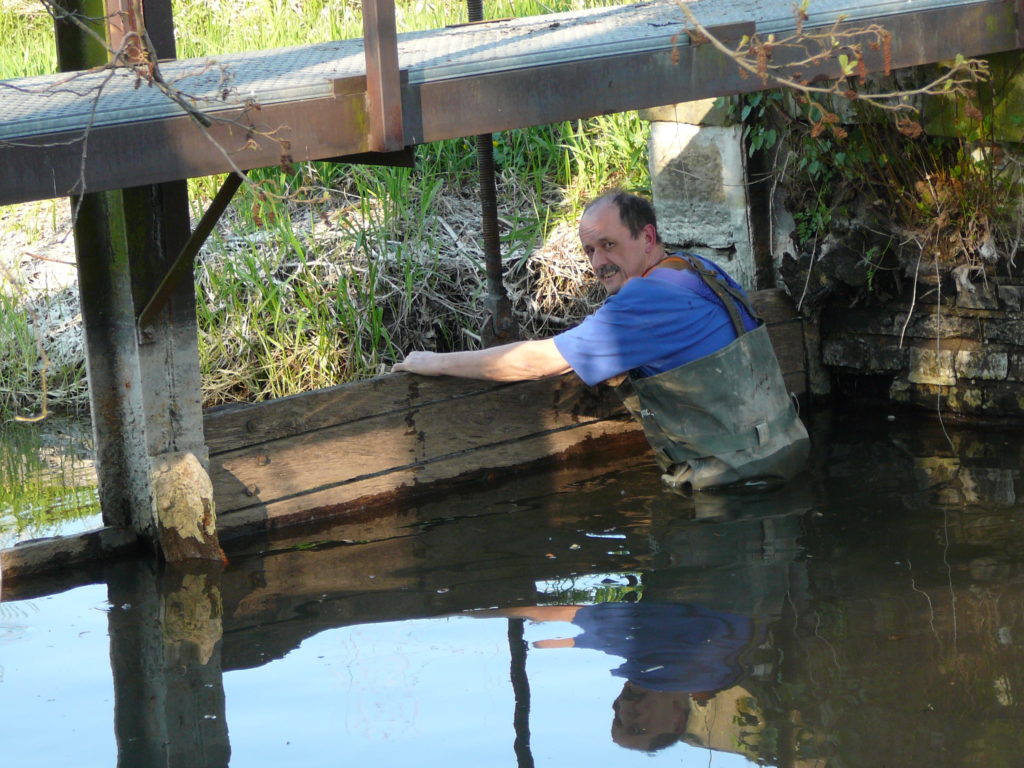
xmin=0 ymin=288 xmax=40 ymax=415
xmin=1 ymin=0 xmax=651 ymax=412
xmin=0 ymin=1 xmax=56 ymax=79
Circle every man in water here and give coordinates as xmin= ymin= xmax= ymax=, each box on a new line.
xmin=393 ymin=191 xmax=808 ymax=489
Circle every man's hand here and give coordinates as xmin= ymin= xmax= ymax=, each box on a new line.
xmin=392 ymin=351 xmax=445 ymax=376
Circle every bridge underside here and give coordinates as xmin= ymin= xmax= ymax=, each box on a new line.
xmin=1 ymin=0 xmax=1020 ymax=206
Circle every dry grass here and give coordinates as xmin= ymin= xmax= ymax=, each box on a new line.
xmin=193 ymin=171 xmax=606 ymax=407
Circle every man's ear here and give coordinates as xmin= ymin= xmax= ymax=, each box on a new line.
xmin=642 ymin=223 xmax=658 ymax=249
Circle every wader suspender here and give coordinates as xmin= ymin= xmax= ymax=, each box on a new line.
xmin=652 ymin=254 xmax=758 ymax=336
xmin=625 ymin=254 xmax=810 ymax=489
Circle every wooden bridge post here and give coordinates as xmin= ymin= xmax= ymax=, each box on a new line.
xmin=56 ymin=0 xmax=222 ymax=561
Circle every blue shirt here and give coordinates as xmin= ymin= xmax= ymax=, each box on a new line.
xmin=570 ymin=602 xmax=757 ymax=693
xmin=553 ymin=255 xmax=757 ymax=386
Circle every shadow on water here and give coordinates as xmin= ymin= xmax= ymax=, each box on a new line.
xmin=2 ymin=409 xmax=1024 ymax=766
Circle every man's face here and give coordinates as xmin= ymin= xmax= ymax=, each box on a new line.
xmin=611 ymin=682 xmax=690 ymax=751
xmin=579 ymin=200 xmax=655 ymax=295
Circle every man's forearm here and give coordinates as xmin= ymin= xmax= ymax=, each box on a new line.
xmin=393 ymin=338 xmax=572 ymax=381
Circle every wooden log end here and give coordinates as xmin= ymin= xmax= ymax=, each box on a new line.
xmin=151 ymin=451 xmax=228 ymax=566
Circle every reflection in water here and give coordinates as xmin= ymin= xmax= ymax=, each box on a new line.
xmin=0 ymin=417 xmax=99 ymax=547
xmin=502 ymin=601 xmax=765 ymax=753
xmin=1 ymin=412 xmax=1024 ymax=766
xmin=106 ymin=560 xmax=230 ymax=768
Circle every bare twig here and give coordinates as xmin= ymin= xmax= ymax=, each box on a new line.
xmin=675 ymin=0 xmax=988 ymax=115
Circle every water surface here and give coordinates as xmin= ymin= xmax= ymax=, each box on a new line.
xmin=2 ymin=410 xmax=1023 ymax=767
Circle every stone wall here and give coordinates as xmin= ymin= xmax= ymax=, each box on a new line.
xmin=817 ymin=269 xmax=1024 ymax=419
xmin=644 ymin=84 xmax=1024 ymax=420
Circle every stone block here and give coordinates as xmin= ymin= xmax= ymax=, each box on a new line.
xmin=822 ymin=335 xmax=906 ymax=371
xmin=902 ymin=312 xmax=982 ymax=340
xmin=980 ymin=381 xmax=1024 ymax=416
xmin=955 ymin=280 xmax=1000 ymax=310
xmin=911 ymin=456 xmax=959 ymax=490
xmin=890 ymin=379 xmax=1024 ymax=418
xmin=1009 ymin=353 xmax=1024 ymax=382
xmin=944 ymin=385 xmax=985 ymax=412
xmin=889 ymin=377 xmax=912 ymax=403
xmin=639 ymin=98 xmax=734 ymax=126
xmin=955 ymin=349 xmax=1008 ymax=380
xmin=907 ymin=347 xmax=956 ymax=385
xmin=997 ymin=285 xmax=1024 ymax=311
xmin=984 ymin=318 xmax=1024 ymax=345
xmin=825 ymin=305 xmax=901 ymax=336
xmin=958 ymin=467 xmax=1017 ymax=507
xmin=649 ymin=122 xmax=754 ymax=288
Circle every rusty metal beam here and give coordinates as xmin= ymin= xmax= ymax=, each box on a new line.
xmin=1 ymin=0 xmax=1018 ymax=206
xmin=136 ymin=170 xmax=245 ymax=335
xmin=362 ymin=0 xmax=404 ymax=152
xmin=467 ymin=0 xmax=518 ymax=347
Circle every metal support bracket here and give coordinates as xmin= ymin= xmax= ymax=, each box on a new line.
xmin=362 ymin=0 xmax=405 ymax=152
xmin=136 ymin=171 xmax=245 ymax=338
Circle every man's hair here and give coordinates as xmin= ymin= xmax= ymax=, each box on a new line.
xmin=585 ymin=190 xmax=662 ymax=243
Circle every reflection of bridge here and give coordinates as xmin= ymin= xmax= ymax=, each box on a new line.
xmin=0 ymin=0 xmax=1020 ymax=571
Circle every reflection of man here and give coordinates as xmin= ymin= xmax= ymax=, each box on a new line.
xmin=499 ymin=601 xmax=762 ymax=753
xmin=394 ymin=191 xmax=808 ymax=490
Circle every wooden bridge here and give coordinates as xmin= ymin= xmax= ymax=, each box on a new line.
xmin=2 ymin=0 xmax=1021 ymax=204
xmin=1 ymin=0 xmax=1021 ymax=576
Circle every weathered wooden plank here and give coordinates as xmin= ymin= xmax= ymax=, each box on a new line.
xmin=205 ymin=289 xmax=805 ymax=455
xmin=749 ymin=288 xmax=799 ymax=325
xmin=215 ymin=415 xmax=646 ymax=525
xmin=767 ymin=320 xmax=807 ymax=395
xmin=210 ymin=373 xmax=627 ymax=514
xmin=751 ymin=289 xmax=807 ymax=397
xmin=203 ymin=375 xmax=509 ymax=455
